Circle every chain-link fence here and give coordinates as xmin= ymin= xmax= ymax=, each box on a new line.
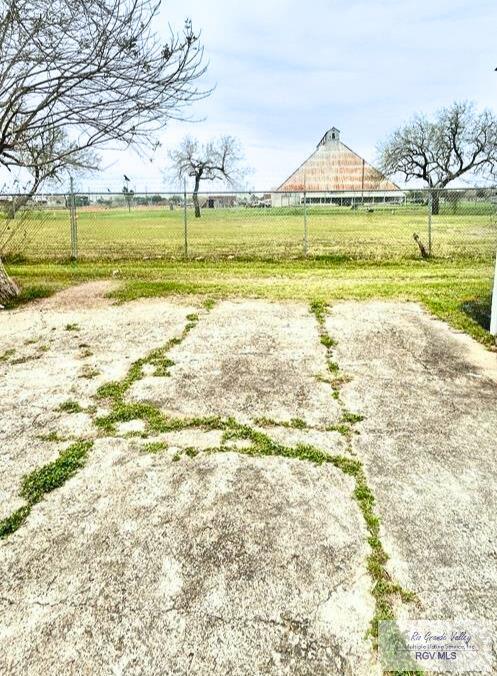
xmin=1 ymin=188 xmax=496 ymax=262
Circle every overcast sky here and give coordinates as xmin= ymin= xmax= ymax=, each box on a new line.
xmin=71 ymin=0 xmax=497 ymax=192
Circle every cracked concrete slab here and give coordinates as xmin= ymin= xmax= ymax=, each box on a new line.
xmin=327 ymin=301 xmax=497 ymax=631
xmin=0 ymin=439 xmax=374 ymax=675
xmin=4 ymin=289 xmax=496 ymax=674
xmin=0 ymin=291 xmax=197 ymax=518
xmin=129 ymin=300 xmax=342 ymax=428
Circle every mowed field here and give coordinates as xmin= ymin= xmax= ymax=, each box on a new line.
xmin=2 ymin=201 xmax=496 ymax=261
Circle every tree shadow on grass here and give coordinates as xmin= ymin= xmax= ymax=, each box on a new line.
xmin=461 ymin=297 xmax=492 ymax=331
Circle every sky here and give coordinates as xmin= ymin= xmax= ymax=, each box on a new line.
xmin=21 ymin=0 xmax=497 ymax=193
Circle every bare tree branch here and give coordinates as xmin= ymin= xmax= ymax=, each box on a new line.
xmin=378 ymin=102 xmax=497 ymax=213
xmin=0 ymin=0 xmax=209 ymax=300
xmin=0 ymin=0 xmax=208 ymax=176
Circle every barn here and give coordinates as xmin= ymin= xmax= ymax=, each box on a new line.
xmin=272 ymin=127 xmax=402 ymax=207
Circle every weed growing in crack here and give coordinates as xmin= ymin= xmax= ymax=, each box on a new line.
xmin=320 ymin=334 xmax=337 ymax=349
xmin=97 ymin=314 xmax=201 ymax=412
xmin=0 ymin=440 xmax=93 ymax=539
xmin=65 ymin=323 xmax=80 ymax=332
xmin=142 ymin=441 xmax=168 ymax=454
xmin=0 ymin=506 xmax=31 ymax=538
xmin=11 ymin=354 xmax=40 ymax=365
xmin=309 ymin=300 xmax=328 ymax=325
xmin=95 ymin=403 xmax=225 ymax=436
xmin=309 ymin=300 xmax=414 ymax=641
xmin=327 ymin=360 xmax=340 ymax=374
xmin=125 ymin=431 xmax=149 ymax=439
xmin=341 ymin=411 xmax=364 ymax=425
xmin=79 ymin=366 xmax=100 ymax=380
xmin=326 ymin=454 xmax=410 ymax=639
xmin=202 ymin=298 xmax=216 ymax=311
xmin=0 ymin=348 xmax=15 ymax=362
xmin=145 ymin=346 xmax=176 ymax=377
xmin=325 ymin=423 xmax=353 ymax=437
xmin=58 ymin=400 xmax=84 ymax=414
xmin=254 ymin=416 xmax=308 ymax=430
xmin=220 ymin=420 xmax=331 ymax=464
xmin=37 ymin=431 xmax=68 ymax=443
xmin=20 ymin=440 xmax=93 ymax=503
xmin=79 ymin=349 xmax=94 ymax=359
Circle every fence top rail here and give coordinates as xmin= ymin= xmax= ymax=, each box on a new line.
xmin=1 ymin=186 xmax=497 ymax=198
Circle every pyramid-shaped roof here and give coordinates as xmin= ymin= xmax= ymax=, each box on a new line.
xmin=276 ymin=128 xmax=399 ymax=192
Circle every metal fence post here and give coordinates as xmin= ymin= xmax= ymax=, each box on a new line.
xmin=69 ymin=176 xmax=78 ymax=261
xmin=183 ymin=179 xmax=188 ymax=258
xmin=303 ymin=190 xmax=308 ymax=256
xmin=428 ymin=192 xmax=433 ymax=256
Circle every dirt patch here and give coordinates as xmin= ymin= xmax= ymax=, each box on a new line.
xmin=36 ymin=280 xmax=119 ymax=310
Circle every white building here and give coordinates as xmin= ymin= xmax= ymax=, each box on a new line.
xmin=272 ymin=127 xmax=403 ymax=207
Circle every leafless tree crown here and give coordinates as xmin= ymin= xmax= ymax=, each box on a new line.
xmin=169 ymin=136 xmax=247 ymax=186
xmin=168 ymin=135 xmax=249 ymax=217
xmin=378 ymin=101 xmax=497 ymax=189
xmin=0 ymin=0 xmax=208 ymax=186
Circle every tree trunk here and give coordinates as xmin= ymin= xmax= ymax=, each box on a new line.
xmin=5 ymin=192 xmax=32 ymax=220
xmin=193 ymin=177 xmax=201 ymax=218
xmin=0 ymin=258 xmax=19 ymax=306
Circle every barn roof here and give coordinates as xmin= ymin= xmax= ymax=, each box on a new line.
xmin=276 ymin=128 xmax=399 ymax=192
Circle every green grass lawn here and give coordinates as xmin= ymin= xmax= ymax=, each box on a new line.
xmin=6 ymin=258 xmax=496 ymax=348
xmin=4 ymin=201 xmax=495 ymax=347
xmin=2 ymin=202 xmax=496 ymax=261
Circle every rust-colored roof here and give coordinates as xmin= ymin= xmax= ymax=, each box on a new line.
xmin=276 ymin=129 xmax=399 ymax=192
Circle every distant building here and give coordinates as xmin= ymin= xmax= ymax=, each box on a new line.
xmin=272 ymin=127 xmax=403 ymax=207
xmin=32 ymin=195 xmax=67 ymax=207
xmin=199 ymin=195 xmax=238 ymax=209
xmin=47 ymin=195 xmax=66 ymax=207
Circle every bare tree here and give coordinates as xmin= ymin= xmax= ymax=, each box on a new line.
xmin=0 ymin=0 xmax=207 ymax=302
xmin=168 ymin=136 xmax=248 ymax=217
xmin=4 ymin=128 xmax=98 ymax=218
xmin=378 ymin=102 xmax=497 ymax=214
